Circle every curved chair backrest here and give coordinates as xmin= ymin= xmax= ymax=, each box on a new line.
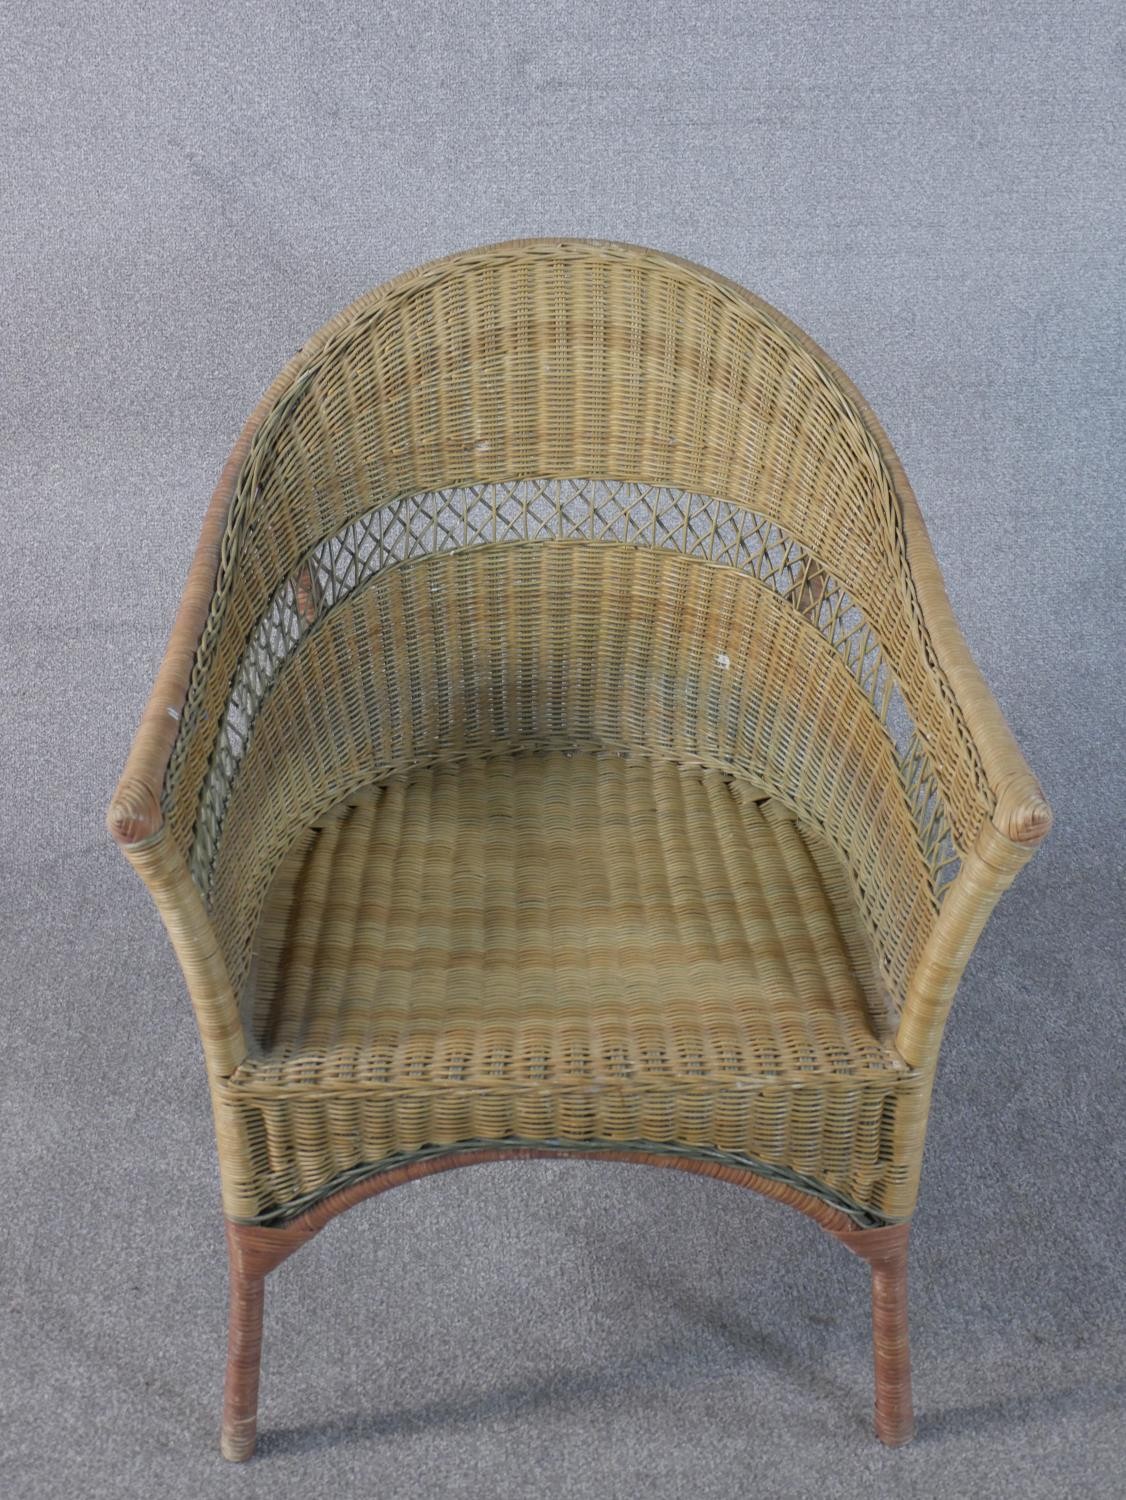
xmin=109 ymin=239 xmax=1048 ymax=1077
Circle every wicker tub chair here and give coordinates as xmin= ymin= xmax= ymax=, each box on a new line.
xmin=108 ymin=239 xmax=1050 ymax=1459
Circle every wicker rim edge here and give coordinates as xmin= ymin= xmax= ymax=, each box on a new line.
xmin=229 ymin=1137 xmax=896 ymax=1234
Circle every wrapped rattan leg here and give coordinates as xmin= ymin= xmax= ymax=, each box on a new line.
xmin=832 ymin=1221 xmax=914 ymax=1446
xmin=220 ymin=1219 xmax=313 ymax=1461
xmin=221 ymin=1244 xmax=265 ymax=1461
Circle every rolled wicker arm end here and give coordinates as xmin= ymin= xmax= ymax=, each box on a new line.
xmin=992 ymin=775 xmax=1052 ymax=848
xmin=107 ymin=774 xmax=165 ymax=848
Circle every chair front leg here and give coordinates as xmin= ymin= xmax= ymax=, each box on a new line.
xmin=832 ymin=1220 xmax=914 ymax=1446
xmin=221 ymin=1245 xmax=266 ymax=1461
xmin=220 ymin=1218 xmax=313 ymax=1461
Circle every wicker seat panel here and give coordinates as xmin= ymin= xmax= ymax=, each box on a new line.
xmin=222 ymin=750 xmax=924 ymax=1221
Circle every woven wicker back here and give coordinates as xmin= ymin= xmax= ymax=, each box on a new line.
xmin=162 ymin=240 xmax=993 ymax=1010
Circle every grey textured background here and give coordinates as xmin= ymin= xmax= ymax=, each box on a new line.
xmin=2 ymin=2 xmax=1124 ymax=1496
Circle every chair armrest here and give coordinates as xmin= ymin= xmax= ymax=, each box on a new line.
xmin=106 ymin=375 xmax=307 ymax=1077
xmin=899 ymin=491 xmax=1051 ymax=849
xmin=754 ymin=275 xmax=1051 ymax=854
xmin=106 ymin=430 xmax=263 ymax=847
xmin=893 ymin=494 xmax=1051 ymax=1069
xmin=106 ymin=440 xmax=258 ymax=1077
xmin=116 ymin=829 xmax=248 ymax=1079
xmin=107 ymin=598 xmax=217 ymax=847
xmin=106 ymin=333 xmax=323 ymax=849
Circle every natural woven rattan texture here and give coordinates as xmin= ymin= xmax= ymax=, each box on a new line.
xmin=110 ymin=238 xmax=1049 ymax=1237
xmin=162 ymin=242 xmax=994 ymax=889
xmin=206 ymin=540 xmax=940 ymax=1041
xmin=216 ymin=751 xmax=925 ymax=1223
xmin=190 ymin=477 xmax=963 ymax=909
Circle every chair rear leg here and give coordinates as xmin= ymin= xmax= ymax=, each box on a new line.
xmin=869 ymin=1231 xmax=913 ymax=1445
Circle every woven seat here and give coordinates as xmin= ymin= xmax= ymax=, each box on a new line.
xmin=108 ymin=239 xmax=1049 ymax=1458
xmin=231 ymin=752 xmax=910 ymax=1215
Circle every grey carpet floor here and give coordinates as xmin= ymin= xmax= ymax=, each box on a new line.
xmin=2 ymin=2 xmax=1124 ymax=1495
